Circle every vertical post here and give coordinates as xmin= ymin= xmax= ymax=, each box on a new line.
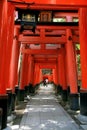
xmin=0 ymin=0 xmax=8 ymax=129
xmin=79 ymin=8 xmax=87 ymax=116
xmin=28 ymin=55 xmax=35 ymax=94
xmin=57 ymin=52 xmax=62 ymax=94
xmin=28 ymin=55 xmax=34 ymax=84
xmin=34 ymin=64 xmax=40 ymax=85
xmin=53 ymin=65 xmax=58 ymax=85
xmin=19 ymin=53 xmax=28 ymax=101
xmin=0 ymin=0 xmax=8 ymax=94
xmin=6 ymin=2 xmax=16 ymax=115
xmin=39 ymin=68 xmax=42 ymax=83
xmin=60 ymin=46 xmax=67 ymax=101
xmin=36 ymin=65 xmax=40 ymax=84
xmin=53 ymin=69 xmax=56 ymax=84
xmin=33 ymin=63 xmax=37 ymax=85
xmin=66 ymin=28 xmax=79 ymax=110
xmin=9 ymin=26 xmax=20 ymax=93
xmin=55 ymin=64 xmax=58 ymax=85
xmin=6 ymin=2 xmax=15 ymax=89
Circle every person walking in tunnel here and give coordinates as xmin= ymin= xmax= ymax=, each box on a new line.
xmin=43 ymin=78 xmax=48 ymax=87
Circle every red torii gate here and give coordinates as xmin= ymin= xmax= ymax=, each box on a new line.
xmin=0 ymin=0 xmax=87 ymax=129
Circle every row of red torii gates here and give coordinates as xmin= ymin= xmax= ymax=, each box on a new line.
xmin=0 ymin=0 xmax=87 ymax=129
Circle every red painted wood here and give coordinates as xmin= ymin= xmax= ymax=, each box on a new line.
xmin=57 ymin=53 xmax=62 ymax=85
xmin=33 ymin=64 xmax=38 ymax=85
xmin=27 ymin=55 xmax=34 ymax=84
xmin=53 ymin=69 xmax=56 ymax=84
xmin=66 ymin=29 xmax=78 ymax=94
xmin=60 ymin=47 xmax=67 ymax=90
xmin=19 ymin=26 xmax=79 ymax=44
xmin=55 ymin=65 xmax=58 ymax=85
xmin=19 ymin=35 xmax=79 ymax=44
xmin=24 ymin=55 xmax=29 ymax=86
xmin=48 ymin=74 xmax=53 ymax=82
xmin=79 ymin=8 xmax=87 ymax=90
xmin=9 ymin=26 xmax=20 ymax=92
xmin=21 ymin=48 xmax=59 ymax=55
xmin=8 ymin=0 xmax=87 ymax=6
xmin=6 ymin=3 xmax=15 ymax=92
xmin=0 ymin=0 xmax=8 ymax=94
xmin=39 ymin=64 xmax=56 ymax=69
xmin=20 ymin=54 xmax=28 ymax=89
xmin=37 ymin=65 xmax=40 ymax=84
xmin=19 ymin=35 xmax=66 ymax=44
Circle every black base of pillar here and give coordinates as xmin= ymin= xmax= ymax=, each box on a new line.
xmin=0 ymin=95 xmax=8 ymax=129
xmin=29 ymin=84 xmax=35 ymax=94
xmin=25 ymin=86 xmax=29 ymax=96
xmin=15 ymin=85 xmax=19 ymax=95
xmin=57 ymin=84 xmax=62 ymax=94
xmin=69 ymin=93 xmax=79 ymax=110
xmin=67 ymin=86 xmax=70 ymax=100
xmin=7 ymin=92 xmax=16 ymax=115
xmin=0 ymin=108 xmax=3 ymax=130
xmin=18 ymin=89 xmax=25 ymax=101
xmin=11 ymin=93 xmax=16 ymax=112
xmin=7 ymin=93 xmax=12 ymax=115
xmin=62 ymin=90 xmax=68 ymax=101
xmin=78 ymin=86 xmax=80 ymax=93
xmin=6 ymin=89 xmax=13 ymax=115
xmin=67 ymin=86 xmax=70 ymax=95
xmin=15 ymin=86 xmax=19 ymax=105
xmin=80 ymin=91 xmax=87 ymax=116
xmin=35 ymin=84 xmax=39 ymax=90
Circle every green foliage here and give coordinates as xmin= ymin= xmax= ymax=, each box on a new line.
xmin=76 ymin=44 xmax=81 ymax=73
xmin=76 ymin=44 xmax=80 ymax=50
xmin=42 ymin=69 xmax=52 ymax=75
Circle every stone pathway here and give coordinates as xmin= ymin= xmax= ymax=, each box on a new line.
xmin=5 ymin=84 xmax=83 ymax=130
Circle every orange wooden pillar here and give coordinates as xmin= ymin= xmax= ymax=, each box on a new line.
xmin=23 ymin=55 xmax=29 ymax=88
xmin=57 ymin=47 xmax=67 ymax=100
xmin=33 ymin=64 xmax=36 ymax=85
xmin=36 ymin=64 xmax=40 ymax=84
xmin=60 ymin=46 xmax=67 ymax=101
xmin=19 ymin=53 xmax=28 ymax=101
xmin=23 ymin=54 xmax=32 ymax=96
xmin=33 ymin=64 xmax=39 ymax=85
xmin=9 ymin=26 xmax=20 ymax=93
xmin=6 ymin=2 xmax=15 ymax=91
xmin=0 ymin=0 xmax=8 ymax=129
xmin=55 ymin=64 xmax=58 ymax=85
xmin=33 ymin=63 xmax=40 ymax=90
xmin=57 ymin=52 xmax=62 ymax=93
xmin=28 ymin=55 xmax=34 ymax=85
xmin=0 ymin=0 xmax=8 ymax=94
xmin=39 ymin=68 xmax=43 ymax=83
xmin=28 ymin=55 xmax=35 ymax=93
xmin=53 ymin=69 xmax=56 ymax=84
xmin=65 ymin=49 xmax=70 ymax=92
xmin=48 ymin=74 xmax=53 ymax=83
xmin=66 ymin=28 xmax=79 ymax=110
xmin=79 ymin=8 xmax=87 ymax=116
xmin=5 ymin=2 xmax=16 ymax=116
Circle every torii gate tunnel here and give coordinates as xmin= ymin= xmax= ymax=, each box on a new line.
xmin=0 ymin=0 xmax=87 ymax=129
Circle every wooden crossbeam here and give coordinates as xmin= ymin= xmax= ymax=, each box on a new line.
xmin=19 ymin=35 xmax=66 ymax=43
xmin=21 ymin=48 xmax=59 ymax=55
xmin=8 ymin=0 xmax=87 ymax=7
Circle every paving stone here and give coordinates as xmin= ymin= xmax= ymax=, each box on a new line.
xmin=5 ymin=84 xmax=84 ymax=130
